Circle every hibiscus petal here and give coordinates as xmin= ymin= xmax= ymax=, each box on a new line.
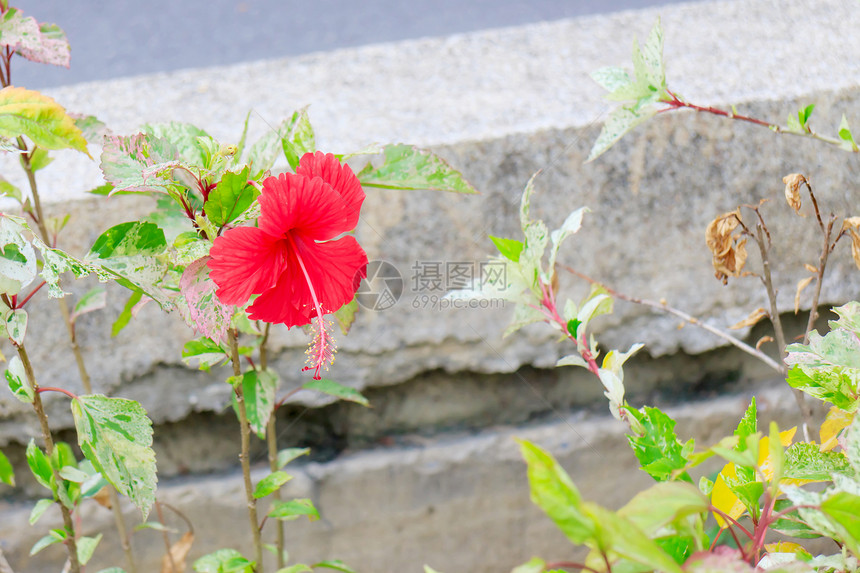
xmin=247 ymin=234 xmax=368 ymax=327
xmin=208 ymin=226 xmax=288 ymax=306
xmin=257 ymin=172 xmax=352 ymax=240
xmin=296 ymin=151 xmax=365 ymax=229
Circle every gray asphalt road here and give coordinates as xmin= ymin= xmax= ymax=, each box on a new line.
xmin=13 ymin=0 xmax=701 ymax=89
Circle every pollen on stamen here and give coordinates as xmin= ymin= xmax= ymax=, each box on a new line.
xmin=302 ymin=317 xmax=337 ymax=379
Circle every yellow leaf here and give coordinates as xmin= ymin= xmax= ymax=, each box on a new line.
xmin=820 ymin=407 xmax=854 ymax=452
xmin=711 ymin=427 xmax=797 ymax=528
xmin=0 ymin=86 xmax=90 ymax=157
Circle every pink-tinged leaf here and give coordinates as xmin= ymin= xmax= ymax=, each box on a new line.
xmin=17 ymin=22 xmax=70 ymax=68
xmin=100 ymin=133 xmax=181 ymax=194
xmin=180 ymin=257 xmax=234 ymax=343
xmin=0 ymin=9 xmax=41 ymax=54
xmin=0 ymin=86 xmax=89 ymax=156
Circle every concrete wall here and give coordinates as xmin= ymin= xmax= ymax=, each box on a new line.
xmin=1 ymin=0 xmax=859 ymax=571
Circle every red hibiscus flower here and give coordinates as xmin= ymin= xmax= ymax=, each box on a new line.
xmin=208 ymin=152 xmax=368 ymax=376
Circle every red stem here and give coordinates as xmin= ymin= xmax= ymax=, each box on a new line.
xmin=36 ymin=386 xmax=79 ymax=400
xmin=661 ymin=90 xmax=773 ymax=128
xmin=18 ymin=280 xmax=47 ymax=308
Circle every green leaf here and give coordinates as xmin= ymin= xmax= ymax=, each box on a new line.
xmin=357 ymin=144 xmax=477 ymax=194
xmin=71 ymin=395 xmax=157 ymax=517
xmin=182 ymin=337 xmax=229 ymax=371
xmin=333 ymin=298 xmax=359 ymax=336
xmin=618 ymin=481 xmax=708 ymax=535
xmin=30 ymin=528 xmax=66 ymax=556
xmin=194 ymin=549 xmax=253 ymax=573
xmin=6 ymin=355 xmax=33 ymax=403
xmin=517 ymin=439 xmax=594 ymax=544
xmin=0 ymin=448 xmax=14 ymax=486
xmin=231 ymin=369 xmax=278 ymax=437
xmin=626 ymin=407 xmax=692 ymax=482
xmin=278 ymin=565 xmax=313 ymax=573
xmin=111 ymin=289 xmax=143 ymax=337
xmin=28 ymin=498 xmax=52 ymax=525
xmin=71 ymin=287 xmax=107 ymax=323
xmin=489 ymin=236 xmax=524 ymax=262
xmin=268 ymin=498 xmax=320 ymax=521
xmin=301 ymin=378 xmax=369 ymax=407
xmin=735 ymin=398 xmax=757 ymax=443
xmin=783 ymin=442 xmax=849 ymax=480
xmin=59 ymin=465 xmax=89 ymax=483
xmin=585 ymin=503 xmax=682 ymax=573
xmin=277 ymin=447 xmax=310 ymax=469
xmin=253 ymin=470 xmax=292 ymax=499
xmin=204 ymin=167 xmax=258 ymax=227
xmin=77 ymin=534 xmax=102 ymax=565
xmin=511 ymin=557 xmax=546 ymax=573
xmin=74 ymin=114 xmax=107 ymax=144
xmin=26 ymin=439 xmax=53 ymax=492
xmin=311 ymin=560 xmax=357 ymax=573
xmin=821 ymin=491 xmax=860 ymax=555
xmin=0 ymin=86 xmax=89 ymax=156
xmin=770 ymin=499 xmax=821 ymax=539
xmin=838 ymin=114 xmax=858 ymax=152
xmin=587 ymin=104 xmax=657 ymax=162
xmin=25 ymin=146 xmax=53 ymax=171
xmin=0 ymin=174 xmax=22 ymax=202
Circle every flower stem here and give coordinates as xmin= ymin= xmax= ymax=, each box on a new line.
xmin=229 ymin=328 xmax=264 ymax=572
xmin=16 ymin=344 xmax=81 ymax=573
xmin=260 ymin=324 xmax=285 ymax=569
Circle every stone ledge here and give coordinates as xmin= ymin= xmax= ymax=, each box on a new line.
xmin=1 ymin=384 xmax=799 ymax=572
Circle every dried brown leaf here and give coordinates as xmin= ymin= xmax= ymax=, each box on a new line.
xmin=782 ymin=173 xmax=806 ymax=214
xmin=92 ymin=486 xmax=112 ymax=509
xmin=755 ymin=336 xmax=774 ymax=350
xmin=794 ymin=276 xmax=815 ymax=314
xmin=843 ymin=218 xmax=860 ymax=269
xmin=160 ymin=531 xmax=194 ymax=573
xmin=729 ymin=307 xmax=769 ymax=330
xmin=706 ymin=210 xmax=747 ymax=284
xmin=803 ymin=263 xmax=818 ymax=274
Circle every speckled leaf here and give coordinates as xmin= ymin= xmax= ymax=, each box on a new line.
xmin=0 ymin=87 xmax=88 ymax=155
xmin=73 ymin=114 xmax=108 ymax=144
xmin=143 ymin=122 xmax=211 ymax=167
xmin=5 ymin=355 xmax=32 ymax=403
xmin=194 ymin=549 xmax=252 ymax=573
xmin=71 ymin=395 xmax=157 ymax=517
xmin=587 ymin=104 xmax=657 ymax=162
xmin=591 ymin=66 xmax=632 ymax=92
xmin=247 ymin=107 xmax=315 ymax=175
xmin=100 ymin=133 xmax=181 ymax=194
xmin=180 ymin=257 xmax=233 ymax=343
xmin=4 ymin=307 xmax=26 ymax=345
xmin=0 ymin=215 xmax=37 ymax=295
xmin=17 ymin=22 xmax=70 ymax=68
xmin=87 ymin=221 xmax=170 ymax=306
xmin=70 ymin=287 xmax=107 ymax=323
xmin=548 ymin=207 xmax=588 ymax=273
xmin=357 ymin=144 xmax=477 ymax=194
xmin=0 ymin=8 xmax=40 ymax=53
xmin=0 ymin=175 xmax=22 ymax=202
